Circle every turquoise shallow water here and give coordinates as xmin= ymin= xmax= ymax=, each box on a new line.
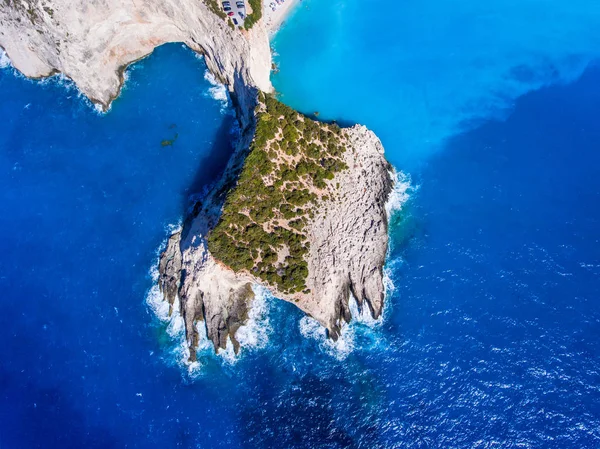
xmin=1 ymin=1 xmax=600 ymax=447
xmin=273 ymin=0 xmax=600 ymax=167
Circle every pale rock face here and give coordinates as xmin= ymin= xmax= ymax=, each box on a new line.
xmin=159 ymin=222 xmax=254 ymax=358
xmin=159 ymin=124 xmax=393 ymax=356
xmin=1 ymin=0 xmax=394 ymax=357
xmin=302 ymin=126 xmax=393 ymax=339
xmin=0 ymin=0 xmax=272 ymax=112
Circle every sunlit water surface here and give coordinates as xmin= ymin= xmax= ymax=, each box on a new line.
xmin=1 ymin=0 xmax=600 ymax=446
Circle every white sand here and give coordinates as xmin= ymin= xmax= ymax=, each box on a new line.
xmin=263 ymin=0 xmax=301 ymax=34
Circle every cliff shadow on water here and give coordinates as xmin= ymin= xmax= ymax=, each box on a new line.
xmin=181 ymin=111 xmax=238 ymax=211
xmin=181 ymin=71 xmax=261 ymax=221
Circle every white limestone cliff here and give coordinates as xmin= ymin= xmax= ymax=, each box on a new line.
xmin=300 ymin=125 xmax=392 ymax=339
xmin=0 ymin=0 xmax=272 ymax=114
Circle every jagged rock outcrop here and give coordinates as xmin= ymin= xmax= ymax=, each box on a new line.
xmin=1 ymin=0 xmax=394 ymax=358
xmin=159 ymin=225 xmax=254 ymax=358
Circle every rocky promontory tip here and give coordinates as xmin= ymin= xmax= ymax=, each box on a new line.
xmin=159 ymin=94 xmax=393 ymax=357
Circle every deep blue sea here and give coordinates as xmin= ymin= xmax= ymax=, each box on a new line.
xmin=1 ymin=0 xmax=600 ymax=447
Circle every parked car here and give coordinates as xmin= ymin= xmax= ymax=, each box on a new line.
xmin=227 ymin=11 xmax=235 ymax=16
xmin=236 ymin=1 xmax=245 ymax=7
xmin=232 ymin=18 xmax=238 ymax=25
xmin=224 ymin=6 xmax=231 ymax=11
xmin=238 ymin=11 xmax=245 ymax=18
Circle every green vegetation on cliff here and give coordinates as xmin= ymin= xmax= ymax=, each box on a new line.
xmin=207 ymin=94 xmax=348 ymax=294
xmin=204 ymin=0 xmax=259 ymax=30
xmin=244 ymin=0 xmax=262 ymax=30
xmin=203 ymin=0 xmax=228 ymax=20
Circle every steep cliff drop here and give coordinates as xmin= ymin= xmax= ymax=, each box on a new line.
xmin=0 ymin=0 xmax=394 ymax=360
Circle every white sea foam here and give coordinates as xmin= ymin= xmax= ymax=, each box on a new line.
xmin=383 ymin=264 xmax=396 ymax=296
xmin=145 ymin=282 xmax=169 ymax=319
xmin=385 ymin=169 xmax=414 ymax=219
xmin=213 ymin=284 xmax=274 ymax=365
xmin=235 ymin=284 xmax=273 ymax=350
xmin=383 ymin=251 xmax=406 ymax=293
xmin=145 ymin=281 xmax=200 ymax=375
xmin=204 ymin=70 xmax=231 ymax=113
xmin=0 ymin=49 xmax=11 ymax=69
xmin=165 ymin=221 xmax=183 ymax=237
xmin=186 ymin=286 xmax=273 ymax=367
xmin=299 ymin=315 xmax=356 ymax=361
xmin=299 ymin=293 xmax=392 ymax=361
xmin=32 ymin=72 xmax=108 ymax=114
xmin=1 ymin=49 xmax=138 ymax=115
xmin=145 ymin=227 xmax=204 ymax=377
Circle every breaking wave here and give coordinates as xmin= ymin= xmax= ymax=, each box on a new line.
xmin=235 ymin=285 xmax=273 ymax=350
xmin=298 ymin=295 xmax=389 ymax=361
xmin=386 ymin=169 xmax=414 ymax=218
xmin=212 ymin=285 xmax=274 ymax=365
xmin=145 ymin=260 xmax=201 ymax=376
xmin=299 ymin=316 xmax=354 ymax=361
xmin=0 ymin=49 xmax=11 ymax=69
xmin=204 ymin=70 xmax=231 ymax=113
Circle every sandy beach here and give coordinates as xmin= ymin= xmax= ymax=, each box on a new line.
xmin=263 ymin=0 xmax=301 ymax=34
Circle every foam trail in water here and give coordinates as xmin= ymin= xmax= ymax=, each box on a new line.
xmin=383 ymin=259 xmax=399 ymax=297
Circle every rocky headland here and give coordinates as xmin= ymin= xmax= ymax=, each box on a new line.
xmin=0 ymin=0 xmax=271 ymax=120
xmin=0 ymin=0 xmax=394 ymax=358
